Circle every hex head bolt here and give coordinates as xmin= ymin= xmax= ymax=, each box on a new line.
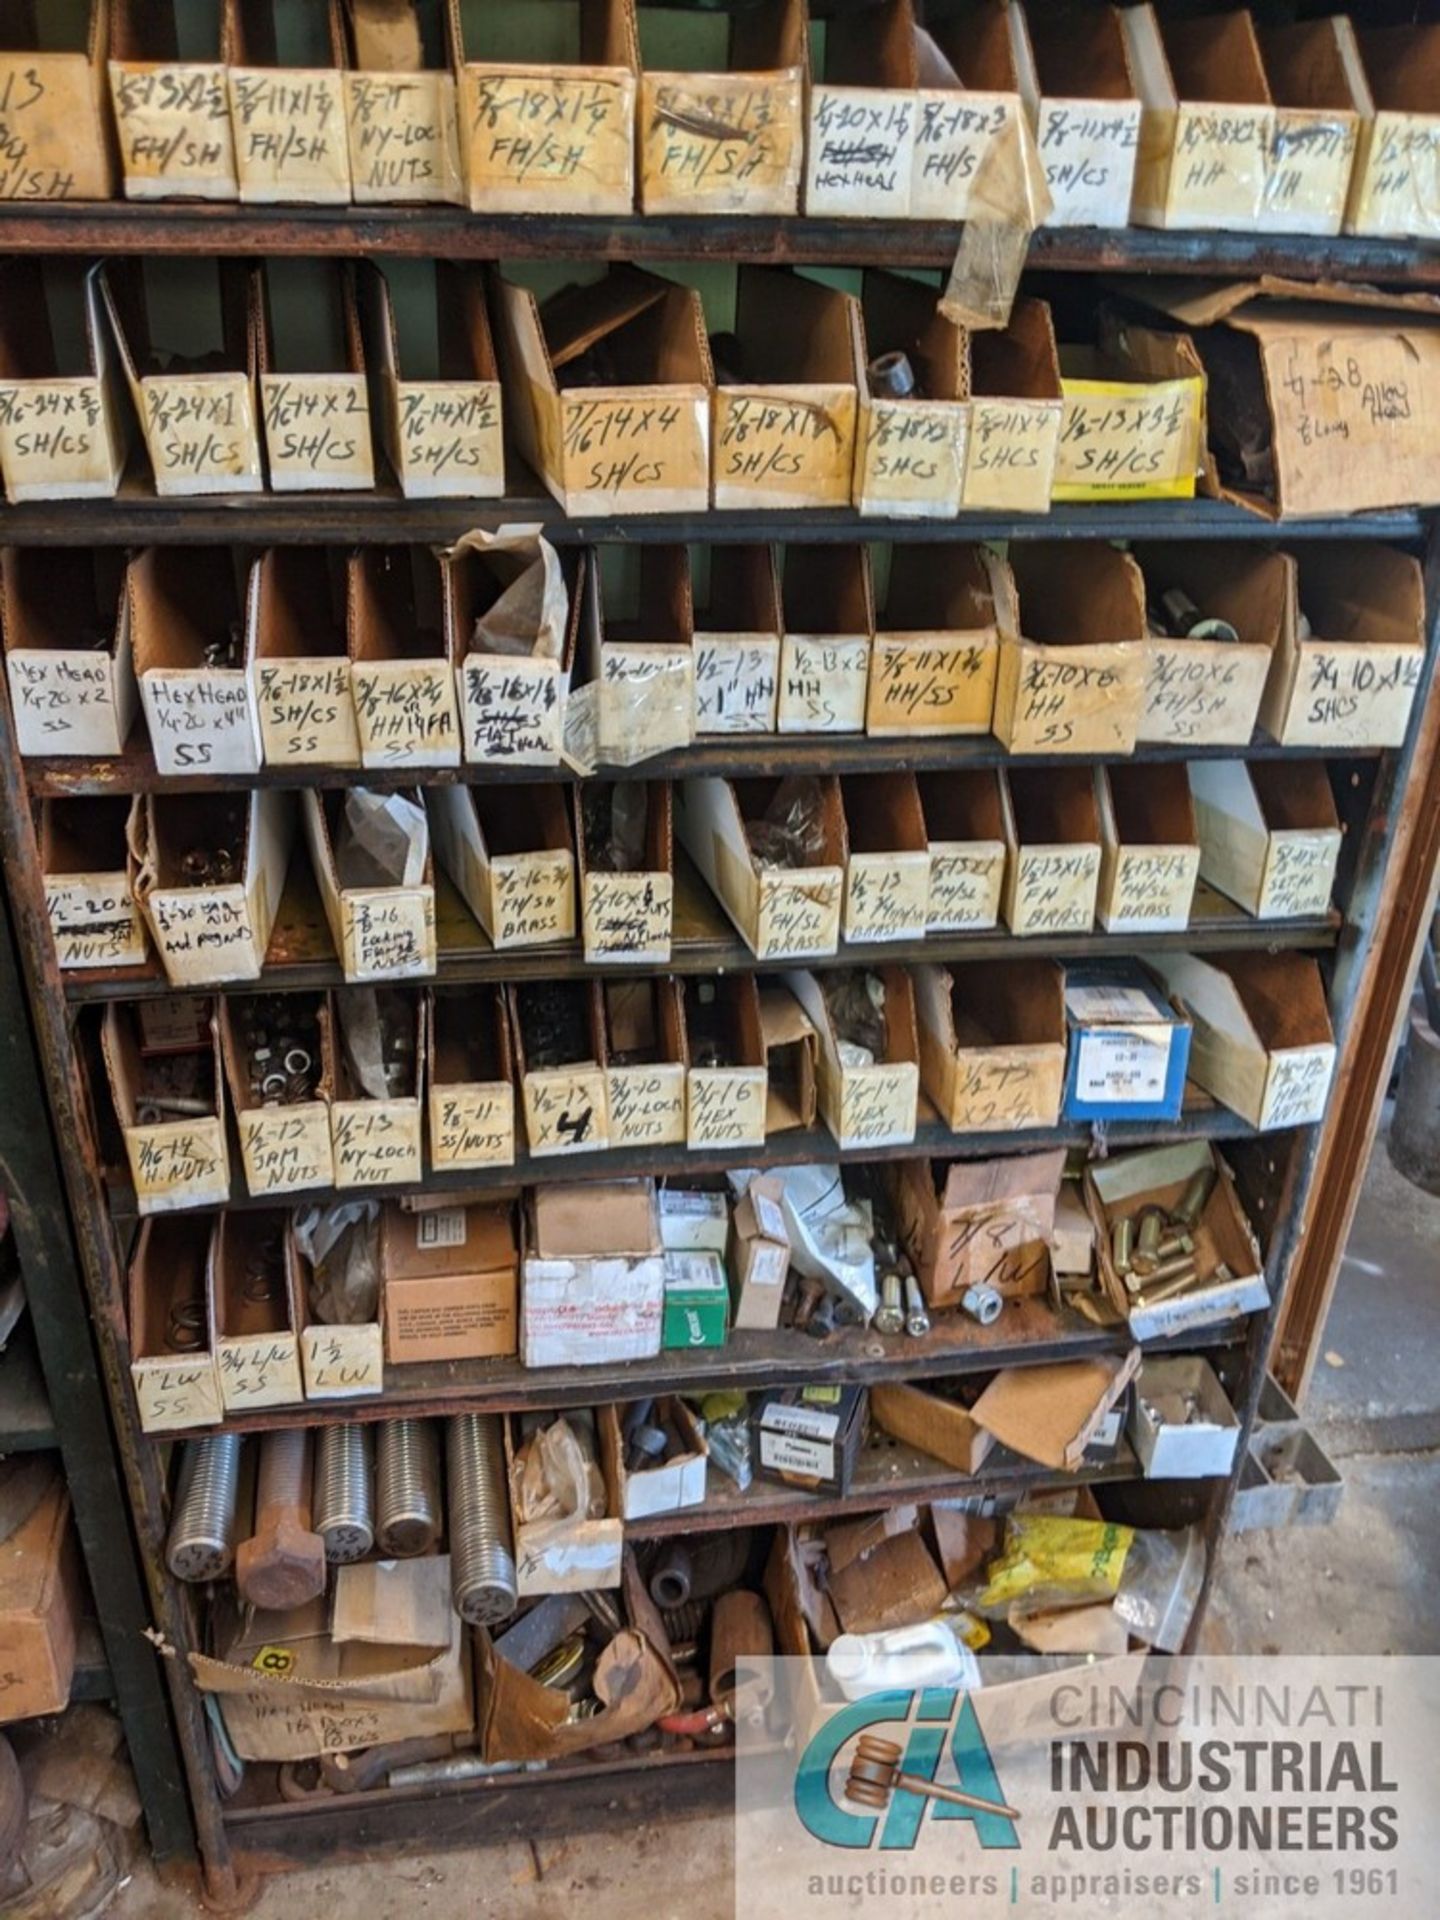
xmin=315 ymin=1425 xmax=375 ymax=1565
xmin=167 ymin=1435 xmax=245 ymax=1583
xmin=447 ymin=1414 xmax=518 ymax=1627
xmin=236 ymin=1428 xmax=327 ymax=1613
xmin=376 ymin=1419 xmax=441 ymax=1558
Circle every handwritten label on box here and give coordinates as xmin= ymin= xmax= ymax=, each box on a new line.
xmin=301 ymin=1323 xmax=383 ymax=1401
xmin=133 ymin=1356 xmax=223 ymax=1433
xmin=928 ymin=842 xmax=1006 ymax=931
xmin=352 ymin=663 xmax=460 ymax=769
xmin=806 ymin=88 xmax=916 ymax=216
xmin=46 ymin=874 xmax=146 ymax=970
xmin=1002 ymin=642 xmax=1143 ymax=754
xmin=1142 ymin=641 xmax=1270 ymax=747
xmin=1104 ymin=848 xmax=1199 ymax=932
xmin=1166 ymin=107 xmax=1269 ymax=226
xmin=0 ymin=379 xmax=117 ymax=497
xmin=949 ymin=1051 xmax=1062 ymax=1132
xmin=856 ymin=399 xmax=969 ymax=517
xmin=694 ymin=636 xmax=779 ymax=734
xmin=1260 ymin=834 xmax=1338 ymax=920
xmin=1283 ymin=645 xmax=1421 ymax=749
xmin=338 ymin=889 xmax=434 ymax=982
xmin=912 ymin=92 xmax=1016 ymax=218
xmin=844 ymin=852 xmax=930 ymax=944
xmin=8 ymin=651 xmax=125 ymax=757
xmin=584 ymin=872 xmax=672 ymax=964
xmin=608 ymin=1062 xmax=686 ymax=1148
xmin=1263 ymin=113 xmax=1356 ymax=234
xmin=524 ymin=1066 xmax=608 ymax=1156
xmin=239 ymin=1105 xmax=333 ymax=1198
xmin=778 ymin=637 xmax=869 ymax=734
xmin=345 ymin=71 xmax=458 ymax=203
xmin=128 ymin=1119 xmax=228 ymax=1215
xmin=142 ymin=375 xmax=260 ymax=493
xmin=460 ymin=656 xmax=562 ymax=766
xmin=867 ymin=636 xmax=995 ymax=735
xmin=963 ymin=401 xmax=1059 ymax=512
xmin=431 ymin=1083 xmax=515 ymax=1169
xmin=1261 ymin=1045 xmax=1336 ymax=1131
xmin=141 ymin=670 xmax=261 ymax=776
xmin=256 ymin=659 xmax=358 ymax=765
xmin=1010 ymin=848 xmax=1100 ymax=936
xmin=687 ymin=1067 xmax=766 ymax=1150
xmin=1054 ymin=379 xmax=1203 ymax=502
xmin=262 ymin=376 xmax=373 ymax=491
xmin=834 ymin=1062 xmax=918 ymax=1149
xmin=228 ymin=69 xmax=350 ymax=202
xmin=598 ymin=646 xmax=693 ymax=761
xmin=217 ymin=1334 xmax=302 ymax=1412
xmin=0 ymin=56 xmax=108 ymax=198
xmin=1036 ymin=100 xmax=1140 ymax=228
xmin=713 ymin=388 xmax=857 ymax=509
xmin=491 ymin=852 xmax=574 ymax=949
xmin=462 ymin=67 xmax=635 ymax=212
xmin=145 ymin=886 xmax=261 ymax=985
xmin=331 ymin=1102 xmax=422 ymax=1187
xmin=110 ymin=62 xmax=237 ymax=198
xmin=553 ymin=389 xmax=709 ymax=514
xmin=1350 ymin=113 xmax=1440 ymax=240
xmin=642 ymin=71 xmax=801 ymax=214
xmin=390 ymin=380 xmax=502 ymax=496
xmin=756 ymin=870 xmax=843 ymax=959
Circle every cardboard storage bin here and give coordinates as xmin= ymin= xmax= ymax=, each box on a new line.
xmin=0 ymin=259 xmax=127 ymax=500
xmin=1189 ymin=758 xmax=1341 ymax=921
xmin=340 ymin=0 xmax=461 ymax=203
xmin=220 ymin=990 xmax=335 ymax=1199
xmin=348 ymin=546 xmax=460 ymax=770
xmin=328 ymin=985 xmax=424 ymax=1192
xmin=450 ymin=537 xmax=582 ymax=768
xmin=428 ymin=781 xmax=575 ymax=951
xmin=305 ymin=788 xmax=436 ymax=981
xmin=0 ymin=0 xmax=114 ymax=200
xmin=1255 ymin=18 xmax=1362 ymax=238
xmin=916 ymin=768 xmax=1007 ymax=932
xmin=250 ymin=547 xmax=361 ymax=767
xmin=868 ymin=541 xmax=1009 ymax=737
xmin=692 ymin=543 xmax=782 ymax=735
xmin=130 ymin=547 xmax=259 ymax=778
xmin=209 ymin=1205 xmax=305 ymax=1410
xmin=913 ymin=958 xmax=1066 ymax=1134
xmin=510 ymin=979 xmax=611 ymax=1157
xmin=1345 ymin=24 xmax=1440 ymax=240
xmin=449 ymin=0 xmax=638 ymax=214
xmin=683 ymin=974 xmax=767 ymax=1150
xmin=711 ymin=268 xmax=863 ymax=511
xmin=521 ymin=1181 xmax=665 ymax=1367
xmin=1053 ymin=340 xmax=1204 ymax=504
xmin=786 ymin=967 xmax=919 ymax=1151
xmin=840 ymin=773 xmax=930 ymax=945
xmin=869 ymin=1378 xmax=994 ymax=1474
xmin=108 ymin=0 xmax=237 ymax=200
xmin=2 ymin=548 xmax=133 ymax=758
xmin=128 ymin=1214 xmax=224 ymax=1433
xmin=102 ymin=998 xmax=231 ymax=1215
xmin=132 ymin=787 xmax=292 ymax=986
xmin=1130 ymin=1356 xmax=1239 ymax=1480
xmin=505 ymin=1412 xmax=624 ymax=1592
xmin=258 ymin=260 xmax=375 ymax=492
xmin=491 ymin=264 xmax=710 ymax=516
xmin=427 ymin=984 xmax=515 ymax=1171
xmin=675 ymin=775 xmax=845 ymax=960
xmin=1131 ymin=541 xmax=1282 ymax=748
xmin=853 ymin=268 xmax=971 ymax=522
xmin=360 ymin=259 xmax=501 ymax=497
xmin=961 ymin=297 xmax=1063 ymax=513
xmin=1263 ymin=544 xmax=1424 ymax=750
xmin=1061 ymin=961 xmax=1191 ymax=1125
xmin=600 ymin=1399 xmax=707 ymax=1518
xmin=1000 ymin=765 xmax=1102 ymax=938
xmin=778 ymin=543 xmax=872 ymax=736
xmin=1095 ymin=761 xmax=1200 ymax=934
xmin=603 ymin=977 xmax=686 ymax=1149
xmin=895 ymin=1146 xmax=1064 ymax=1307
xmin=996 ymin=544 xmax=1148 ymax=756
xmin=41 ymin=796 xmax=147 ymax=971
xmin=577 ymin=782 xmax=673 ymax=966
xmin=804 ymin=0 xmax=917 ymax=218
xmin=570 ymin=545 xmax=695 ymax=766
xmin=223 ymin=0 xmax=350 ymax=203
xmin=1149 ymin=951 xmax=1335 ymax=1133
xmin=0 ymin=1471 xmax=81 ymax=1726
xmin=758 ymin=983 xmax=816 ymax=1135
xmin=1008 ymin=0 xmax=1141 ymax=230
xmin=383 ymin=1200 xmax=517 ymax=1364
xmin=637 ymin=0 xmax=805 ymax=215
xmin=910 ymin=1 xmax=1025 ymax=222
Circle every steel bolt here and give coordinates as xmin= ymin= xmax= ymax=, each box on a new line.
xmin=903 ymin=1275 xmax=930 ymax=1338
xmin=873 ymin=1272 xmax=905 ymax=1336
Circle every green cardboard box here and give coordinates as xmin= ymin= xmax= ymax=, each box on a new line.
xmin=662 ymin=1250 xmax=729 ymax=1350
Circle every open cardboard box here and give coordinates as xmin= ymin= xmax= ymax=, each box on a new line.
xmin=600 ymin=1398 xmax=707 ymax=1518
xmin=1000 ymin=764 xmax=1102 ymax=938
xmin=2 ymin=547 xmax=134 ymax=758
xmin=1131 ymin=541 xmax=1282 ymax=748
xmin=257 ymin=260 xmax=375 ymax=492
xmin=840 ymin=772 xmax=929 ymax=944
xmin=291 ymin=1206 xmax=385 ymax=1400
xmin=804 ymin=0 xmax=917 ymax=218
xmin=603 ymin=977 xmax=686 ymax=1149
xmin=868 ymin=541 xmax=1009 ymax=737
xmin=1255 ymin=17 xmax=1362 ymax=238
xmin=41 ymin=796 xmax=146 ymax=971
xmin=1265 ymin=543 xmax=1424 ymax=750
xmin=682 ymin=973 xmax=767 ymax=1150
xmin=0 ymin=259 xmax=127 ymax=500
xmin=304 ymin=788 xmax=436 ymax=981
xmin=1008 ymin=0 xmax=1141 ymax=229
xmin=854 ymin=267 xmax=971 ymax=521
xmin=130 ymin=547 xmax=261 ymax=777
xmin=777 ymin=543 xmax=872 ymax=737
xmin=449 ymin=538 xmax=582 ymax=768
xmin=1189 ymin=757 xmax=1340 ymax=921
xmin=787 ymin=966 xmax=918 ymax=1151
xmin=0 ymin=0 xmax=115 ymax=199
xmin=382 ymin=1197 xmax=517 ymax=1363
xmin=222 ymin=0 xmax=351 ymax=203
xmin=1130 ymin=1354 xmax=1239 ymax=1479
xmin=895 ymin=1145 xmax=1064 ymax=1307
xmin=220 ymin=990 xmax=336 ymax=1199
xmin=328 ymin=985 xmax=424 ymax=1192
xmin=1344 ymin=23 xmax=1440 ymax=239
xmin=712 ymin=267 xmax=863 ymax=510
xmin=102 ymin=257 xmax=263 ymax=496
xmin=972 ymin=1348 xmax=1140 ymax=1471
xmin=108 ymin=0 xmax=237 ymax=200
xmin=962 ymin=296 xmax=1063 ymax=513
xmin=675 ymin=775 xmax=845 ymax=960
xmin=510 ymin=978 xmax=611 ymax=1157
xmin=0 ymin=1469 xmax=82 ymax=1727
xmin=132 ymin=787 xmax=291 ymax=986
xmin=249 ymin=546 xmax=360 ymax=766
xmin=912 ymin=958 xmax=1066 ymax=1134
xmin=570 ymin=545 xmax=695 ymax=767
xmin=1053 ymin=337 xmax=1204 ymax=504
xmin=491 ymin=264 xmax=710 ymax=516
xmin=208 ymin=1205 xmax=305 ymax=1410
xmin=428 ymin=780 xmax=575 ymax=951
xmin=427 ymin=984 xmax=516 ymax=1172
xmin=506 ymin=1411 xmax=624 ymax=1593
xmin=995 ymin=543 xmax=1147 ymax=755
xmin=348 ymin=545 xmax=460 ymax=770
xmin=1148 ymin=950 xmax=1336 ymax=1133
xmin=449 ymin=0 xmax=638 ymax=213
xmin=360 ymin=259 xmax=501 ymax=496
xmin=128 ymin=1214 xmax=224 ymax=1433
xmin=916 ymin=767 xmax=1007 ymax=932
xmin=521 ymin=1181 xmax=665 ymax=1367
xmin=102 ymin=998 xmax=231 ymax=1215
xmin=637 ymin=0 xmax=806 ymax=215
xmin=340 ymin=0 xmax=461 ymax=204
xmin=871 ymin=1378 xmax=994 ymax=1473
xmin=757 ymin=981 xmax=816 ymax=1135
xmin=911 ymin=0 xmax=1025 ymax=222
xmin=1095 ymin=761 xmax=1199 ymax=934
xmin=692 ymin=543 xmax=781 ymax=735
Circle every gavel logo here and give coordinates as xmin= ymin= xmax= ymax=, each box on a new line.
xmin=844 ymin=1735 xmax=1021 ymax=1822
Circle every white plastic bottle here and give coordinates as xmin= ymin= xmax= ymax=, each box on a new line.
xmin=825 ymin=1621 xmax=981 ymax=1700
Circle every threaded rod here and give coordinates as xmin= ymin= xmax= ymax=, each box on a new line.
xmin=167 ymin=1435 xmax=244 ymax=1583
xmin=315 ymin=1425 xmax=374 ymax=1564
xmin=377 ymin=1419 xmax=441 ymax=1558
xmin=447 ymin=1414 xmax=517 ymax=1626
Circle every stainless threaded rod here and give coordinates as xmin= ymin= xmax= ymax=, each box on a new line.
xmin=447 ymin=1414 xmax=517 ymax=1626
xmin=167 ymin=1435 xmax=244 ymax=1583
xmin=377 ymin=1419 xmax=441 ymax=1557
xmin=315 ymin=1425 xmax=374 ymax=1564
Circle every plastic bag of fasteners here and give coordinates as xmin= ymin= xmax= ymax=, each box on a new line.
xmin=456 ymin=530 xmax=568 ymax=663
xmin=335 ymin=790 xmax=428 ymax=893
xmin=1112 ymin=1524 xmax=1206 ymax=1653
xmin=293 ymin=1201 xmax=381 ymax=1326
xmin=515 ymin=1415 xmax=605 ymax=1525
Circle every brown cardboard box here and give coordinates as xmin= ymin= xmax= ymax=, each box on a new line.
xmin=567 ymin=546 xmax=696 ymax=771
xmin=912 ymin=958 xmax=1066 ymax=1134
xmin=349 ymin=545 xmax=459 ymax=771
xmin=1256 ymin=17 xmax=1362 ymax=239
xmin=577 ymin=778 xmax=674 ymax=966
xmin=41 ymin=796 xmax=146 ymax=972
xmin=305 ymin=789 xmax=436 ymax=983
xmin=896 ymin=1146 xmax=1064 ymax=1307
xmin=0 ymin=0 xmax=115 ymax=201
xmin=916 ymin=767 xmax=1007 ymax=932
xmin=854 ymin=269 xmax=971 ymax=521
xmin=602 ymin=978 xmax=686 ymax=1150
xmin=1000 ymin=765 xmax=1102 ymax=938
xmin=132 ymin=787 xmax=292 ymax=986
xmin=258 ymin=260 xmax=376 ymax=493
xmin=449 ymin=538 xmax=582 ymax=768
xmin=209 ymin=1206 xmax=305 ymax=1412
xmin=840 ymin=773 xmax=929 ymax=944
xmin=1095 ymin=761 xmax=1200 ymax=935
xmin=869 ymin=1381 xmax=994 ymax=1475
xmin=220 ymin=991 xmax=335 ymax=1199
xmin=510 ymin=977 xmax=610 ymax=1159
xmin=962 ymin=297 xmax=1063 ymax=512
xmin=428 ymin=781 xmax=574 ymax=952
xmin=530 ymin=1179 xmax=659 ymax=1260
xmin=786 ymin=967 xmax=919 ymax=1152
xmin=804 ymin=0 xmax=917 ymax=218
xmin=0 ymin=1468 xmax=82 ymax=1725
xmin=995 ymin=544 xmax=1148 ymax=756
xmin=128 ymin=1214 xmax=224 ymax=1433
xmin=827 ymin=1529 xmax=947 ymax=1635
xmin=130 ymin=546 xmax=262 ymax=777
xmin=382 ymin=1200 xmax=517 ymax=1362
xmin=250 ymin=546 xmax=360 ymax=767
xmin=1131 ymin=542 xmax=1283 ymax=748
xmin=1346 ymin=24 xmax=1440 ymax=240
xmin=223 ymin=0 xmax=351 ymax=204
xmin=1189 ymin=758 xmax=1341 ymax=921
xmin=0 ymin=259 xmax=128 ymax=501
xmin=360 ymin=260 xmax=501 ymax=498
xmin=683 ymin=974 xmax=768 ymax=1151
xmin=868 ymin=542 xmax=1009 ymax=737
xmin=427 ymin=985 xmax=515 ymax=1172
xmin=102 ymin=999 xmax=231 ymax=1215
xmin=340 ymin=0 xmax=461 ymax=205
xmin=1009 ymin=0 xmax=1141 ymax=230
xmin=971 ymin=1350 xmax=1141 ymax=1471
xmin=2 ymin=547 xmax=134 ymax=758
xmin=675 ymin=774 xmax=846 ymax=960
xmin=1265 ymin=544 xmax=1424 ymax=750
xmin=692 ymin=543 xmax=782 ymax=735
xmin=777 ymin=543 xmax=871 ymax=737
xmin=730 ymin=1173 xmax=790 ymax=1330
xmin=759 ymin=984 xmax=817 ymax=1134
xmin=108 ymin=0 xmax=237 ymax=201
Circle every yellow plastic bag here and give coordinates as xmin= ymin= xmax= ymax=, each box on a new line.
xmin=979 ymin=1516 xmax=1134 ymax=1614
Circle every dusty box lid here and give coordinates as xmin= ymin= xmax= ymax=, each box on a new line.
xmin=530 ymin=1180 xmax=660 ymax=1258
xmin=972 ymin=1351 xmax=1141 ymax=1471
xmin=939 ymin=1147 xmax=1067 ymax=1214
xmin=382 ymin=1202 xmax=516 ymax=1283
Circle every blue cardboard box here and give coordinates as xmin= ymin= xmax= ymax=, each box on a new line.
xmin=1061 ymin=963 xmax=1191 ymax=1123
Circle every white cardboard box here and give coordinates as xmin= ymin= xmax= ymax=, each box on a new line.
xmin=1263 ymin=543 xmax=1424 ymax=750
xmin=995 ymin=543 xmax=1148 ymax=755
xmin=223 ymin=0 xmax=352 ymax=205
xmin=1132 ymin=541 xmax=1283 ymax=749
xmin=108 ymin=0 xmax=239 ymax=201
xmin=785 ymin=968 xmax=919 ymax=1151
xmin=257 ymin=260 xmax=375 ymax=493
xmin=427 ymin=782 xmax=575 ymax=951
xmin=305 ymin=789 xmax=436 ymax=982
xmin=130 ymin=546 xmax=262 ymax=778
xmin=42 ymin=799 xmax=148 ymax=973
xmin=601 ymin=1399 xmax=708 ymax=1519
xmin=1189 ymin=759 xmax=1341 ymax=920
xmin=1130 ymin=1356 xmax=1240 ymax=1479
xmin=912 ymin=959 xmax=1066 ymax=1134
xmin=1095 ymin=762 xmax=1200 ymax=935
xmin=675 ymin=776 xmax=845 ymax=960
xmin=360 ymin=260 xmax=501 ymax=497
xmin=2 ymin=548 xmax=136 ymax=759
xmin=1010 ymin=0 xmax=1142 ymax=229
xmin=427 ymin=985 xmax=516 ymax=1173
xmin=249 ymin=547 xmax=362 ymax=767
xmin=133 ymin=787 xmax=292 ymax=987
xmin=1000 ymin=766 xmax=1102 ymax=938
xmin=348 ymin=546 xmax=461 ymax=771
xmin=521 ymin=1253 xmax=665 ymax=1369
xmin=0 ymin=260 xmax=128 ymax=501
xmin=329 ymin=988 xmax=425 ymax=1190
xmin=916 ymin=767 xmax=1007 ymax=932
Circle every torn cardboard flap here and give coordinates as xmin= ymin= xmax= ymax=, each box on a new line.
xmin=972 ymin=1349 xmax=1141 ymax=1471
xmin=940 ymin=108 xmax=1053 ymax=333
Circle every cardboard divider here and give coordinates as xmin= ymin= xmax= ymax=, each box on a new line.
xmin=257 ymin=260 xmax=375 ymax=492
xmin=758 ymin=981 xmax=816 ymax=1134
xmin=210 ymin=1206 xmax=306 ymax=1410
xmin=682 ymin=972 xmax=767 ymax=1150
xmin=912 ymin=957 xmax=1067 ymax=1133
xmin=328 ymin=984 xmax=424 ymax=1195
xmin=427 ymin=780 xmax=575 ymax=950
xmin=0 ymin=0 xmax=115 ymax=199
xmin=509 ymin=979 xmax=611 ymax=1156
xmin=1188 ymin=758 xmax=1341 ymax=921
xmin=674 ymin=774 xmax=846 ymax=960
xmin=41 ymin=795 xmax=147 ymax=970
xmin=868 ymin=539 xmax=1008 ymax=736
xmin=778 ymin=542 xmax=872 ymax=736
xmin=839 ymin=772 xmax=929 ymax=944
xmin=962 ymin=295 xmax=1063 ymax=512
xmin=132 ymin=787 xmax=292 ymax=986
xmin=340 ymin=0 xmax=462 ymax=204
xmin=491 ymin=263 xmax=710 ymax=516
xmin=995 ymin=542 xmax=1147 ymax=754
xmin=0 ymin=259 xmax=128 ymax=500
xmin=804 ymin=0 xmax=918 ymax=218
xmin=786 ymin=966 xmax=919 ymax=1150
xmin=130 ymin=546 xmax=260 ymax=777
xmin=108 ymin=0 xmax=238 ymax=201
xmin=572 ymin=545 xmax=695 ymax=766
xmin=1 ymin=547 xmax=134 ymax=758
xmin=1344 ymin=24 xmax=1440 ymax=240
xmin=576 ymin=781 xmax=673 ymax=965
xmin=911 ymin=0 xmax=1024 ymax=222
xmin=713 ymin=268 xmax=863 ymax=511
xmin=602 ymin=978 xmax=686 ymax=1148
xmin=348 ymin=545 xmax=460 ymax=769
xmin=304 ymin=788 xmax=436 ymax=980
xmin=1095 ymin=761 xmax=1199 ymax=934
xmin=449 ymin=539 xmax=582 ymax=768
xmin=128 ymin=1214 xmax=224 ymax=1433
xmin=1268 ymin=543 xmax=1424 ymax=749
xmin=1255 ymin=18 xmax=1362 ymax=238
xmin=692 ymin=542 xmax=782 ymax=735
xmin=895 ymin=1145 xmax=1064 ymax=1308
xmin=426 ymin=984 xmax=516 ymax=1170
xmin=1009 ymin=0 xmax=1141 ymax=230
xmin=222 ymin=0 xmax=351 ymax=204
xmin=1000 ymin=765 xmax=1102 ymax=938
xmin=220 ymin=990 xmax=335 ymax=1199
xmin=854 ymin=268 xmax=971 ymax=521
xmin=359 ymin=259 xmax=501 ymax=497
xmin=290 ymin=1206 xmax=385 ymax=1401
xmin=1130 ymin=541 xmax=1282 ymax=747
xmin=449 ymin=0 xmax=639 ymax=214
xmin=251 ymin=546 xmax=360 ymax=766
xmin=916 ymin=766 xmax=1007 ymax=932
xmin=101 ymin=998 xmax=231 ymax=1215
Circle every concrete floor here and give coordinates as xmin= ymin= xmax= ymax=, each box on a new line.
xmin=111 ymin=1128 xmax=1440 ymax=1918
